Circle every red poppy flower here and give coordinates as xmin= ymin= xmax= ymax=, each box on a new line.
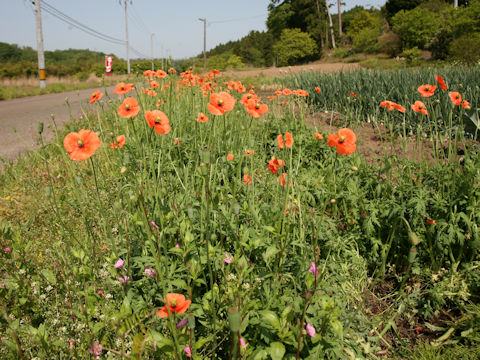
xmin=274 ymin=90 xmax=282 ymax=96
xmin=449 ymin=91 xmax=462 ymax=106
xmin=426 ymin=219 xmax=436 ymax=225
xmin=144 ymin=70 xmax=154 ymax=78
xmin=110 ymin=135 xmax=125 ymax=149
xmin=145 ymin=110 xmax=171 ymax=135
xmin=64 ymin=129 xmax=101 ymax=161
xmin=314 ymin=133 xmax=324 ymax=140
xmin=150 ymin=80 xmax=159 ymax=89
xmin=118 ymin=97 xmax=140 ymax=118
xmin=243 ymin=174 xmax=252 ymax=185
xmin=168 ymin=67 xmax=177 ymax=74
xmin=245 ymin=149 xmax=255 ymax=157
xmin=245 ymin=99 xmax=268 ymax=118
xmin=207 ymin=92 xmax=236 ymax=115
xmin=462 ymin=100 xmax=471 ymax=110
xmin=277 ymin=132 xmax=293 ymax=149
xmin=268 ymin=158 xmax=285 ymax=174
xmin=293 ymin=89 xmax=309 ymax=96
xmin=417 ymin=84 xmax=437 ymax=97
xmin=349 ymin=91 xmax=357 ymax=97
xmin=196 ymin=112 xmax=209 ymax=123
xmin=327 ymin=128 xmax=357 ymax=156
xmin=89 ymin=90 xmax=103 ymax=104
xmin=436 ymin=75 xmax=447 ymax=90
xmin=411 ymin=101 xmax=428 ymax=115
xmin=315 ymin=87 xmax=321 ymax=94
xmin=227 ymin=153 xmax=234 ymax=161
xmin=157 ymin=293 xmax=191 ymax=318
xmin=282 ymin=88 xmax=292 ymax=96
xmin=114 ymin=82 xmax=135 ymax=95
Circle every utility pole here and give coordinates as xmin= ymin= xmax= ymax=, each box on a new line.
xmin=124 ymin=0 xmax=130 ymax=76
xmin=199 ymin=18 xmax=206 ymax=73
xmin=151 ymin=33 xmax=154 ymax=71
xmin=34 ymin=0 xmax=46 ymax=88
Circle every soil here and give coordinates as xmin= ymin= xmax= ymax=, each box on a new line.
xmin=224 ymin=61 xmax=360 ymax=79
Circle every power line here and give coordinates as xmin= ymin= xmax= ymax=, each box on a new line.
xmin=39 ymin=1 xmax=127 ymax=45
xmin=129 ymin=3 xmax=152 ymax=34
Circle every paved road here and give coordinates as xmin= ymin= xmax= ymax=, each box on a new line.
xmin=0 ymin=85 xmax=114 ymax=163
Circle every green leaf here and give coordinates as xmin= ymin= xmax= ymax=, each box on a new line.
xmin=269 ymin=342 xmax=286 ymax=360
xmin=259 ymin=310 xmax=281 ymax=331
xmin=149 ymin=330 xmax=174 ymax=352
xmin=41 ymin=269 xmax=56 ymax=285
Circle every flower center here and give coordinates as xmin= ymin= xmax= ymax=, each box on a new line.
xmin=255 ymin=104 xmax=260 ymax=109
xmin=339 ymin=136 xmax=346 ymax=143
xmin=77 ymin=140 xmax=84 ymax=147
xmin=170 ymin=299 xmax=177 ymax=308
xmin=155 ymin=116 xmax=161 ymax=124
xmin=125 ymin=104 xmax=130 ymax=110
xmin=217 ymin=99 xmax=224 ymax=106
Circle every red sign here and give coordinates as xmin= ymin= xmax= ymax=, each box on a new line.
xmin=105 ymin=56 xmax=113 ymax=75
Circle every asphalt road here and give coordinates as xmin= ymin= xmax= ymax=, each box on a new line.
xmin=0 ymin=85 xmax=114 ymax=163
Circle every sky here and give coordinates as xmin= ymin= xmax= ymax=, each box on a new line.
xmin=2 ymin=0 xmax=385 ymax=60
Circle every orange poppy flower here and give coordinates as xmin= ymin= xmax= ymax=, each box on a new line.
xmin=174 ymin=137 xmax=181 ymax=145
xmin=110 ymin=135 xmax=126 ymax=149
xmin=144 ymin=70 xmax=154 ymax=78
xmin=315 ymin=87 xmax=321 ymax=94
xmin=282 ymin=88 xmax=292 ymax=96
xmin=157 ymin=293 xmax=191 ymax=318
xmin=156 ymin=100 xmax=164 ymax=107
xmin=274 ymin=90 xmax=282 ymax=96
xmin=245 ymin=149 xmax=255 ymax=157
xmin=64 ymin=129 xmax=101 ymax=161
xmin=240 ymin=90 xmax=258 ymax=105
xmin=196 ymin=112 xmax=209 ymax=123
xmin=436 ymin=75 xmax=447 ymax=90
xmin=411 ymin=101 xmax=428 ymax=115
xmin=327 ymin=128 xmax=357 ymax=156
xmin=462 ymin=100 xmax=471 ymax=110
xmin=245 ymin=99 xmax=268 ymax=118
xmin=168 ymin=67 xmax=177 ymax=74
xmin=314 ymin=132 xmax=323 ymax=140
xmin=417 ymin=84 xmax=437 ymax=97
xmin=150 ymin=80 xmax=159 ymax=89
xmin=349 ymin=91 xmax=357 ymax=97
xmin=145 ymin=110 xmax=171 ymax=135
xmin=268 ymin=158 xmax=285 ymax=174
xmin=207 ymin=91 xmax=236 ymax=115
xmin=227 ymin=153 xmax=234 ymax=161
xmin=293 ymin=89 xmax=309 ymax=97
xmin=380 ymin=100 xmax=396 ymax=110
xmin=118 ymin=97 xmax=140 ymax=118
xmin=243 ymin=174 xmax=252 ymax=185
xmin=156 ymin=70 xmax=167 ymax=78
xmin=449 ymin=91 xmax=462 ymax=106
xmin=277 ymin=132 xmax=293 ymax=149
xmin=89 ymin=90 xmax=103 ymax=104
xmin=114 ymin=82 xmax=135 ymax=95
xmin=278 ymin=173 xmax=289 ymax=186
xmin=393 ymin=103 xmax=406 ymax=113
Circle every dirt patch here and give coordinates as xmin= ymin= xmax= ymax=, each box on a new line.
xmin=305 ymin=110 xmax=473 ymax=165
xmin=224 ymin=62 xmax=360 ymax=79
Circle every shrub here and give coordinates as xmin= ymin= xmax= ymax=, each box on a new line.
xmin=392 ymin=8 xmax=439 ymax=50
xmin=273 ymin=28 xmax=319 ymax=66
xmin=449 ymin=33 xmax=480 ymax=64
xmin=352 ymin=28 xmax=380 ymax=53
xmin=378 ymin=31 xmax=402 ymax=57
xmin=401 ymin=46 xmax=422 ymax=65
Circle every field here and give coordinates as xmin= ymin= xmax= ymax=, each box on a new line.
xmin=0 ymin=65 xmax=479 ymax=359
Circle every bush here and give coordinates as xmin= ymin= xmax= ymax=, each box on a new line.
xmin=273 ymin=28 xmax=319 ymax=66
xmin=378 ymin=31 xmax=402 ymax=57
xmin=449 ymin=33 xmax=480 ymax=64
xmin=392 ymin=8 xmax=439 ymax=50
xmin=401 ymin=46 xmax=422 ymax=65
xmin=352 ymin=28 xmax=380 ymax=53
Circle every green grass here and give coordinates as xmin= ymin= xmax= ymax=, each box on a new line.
xmin=0 ymin=67 xmax=479 ymax=359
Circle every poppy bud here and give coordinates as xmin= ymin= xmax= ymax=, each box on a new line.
xmin=38 ymin=122 xmax=44 ymax=135
xmin=330 ymin=199 xmax=336 ymax=204
xmin=409 ymin=231 xmax=421 ymax=246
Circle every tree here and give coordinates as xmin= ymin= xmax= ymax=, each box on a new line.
xmin=392 ymin=7 xmax=438 ymax=49
xmin=273 ymin=28 xmax=319 ymax=65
